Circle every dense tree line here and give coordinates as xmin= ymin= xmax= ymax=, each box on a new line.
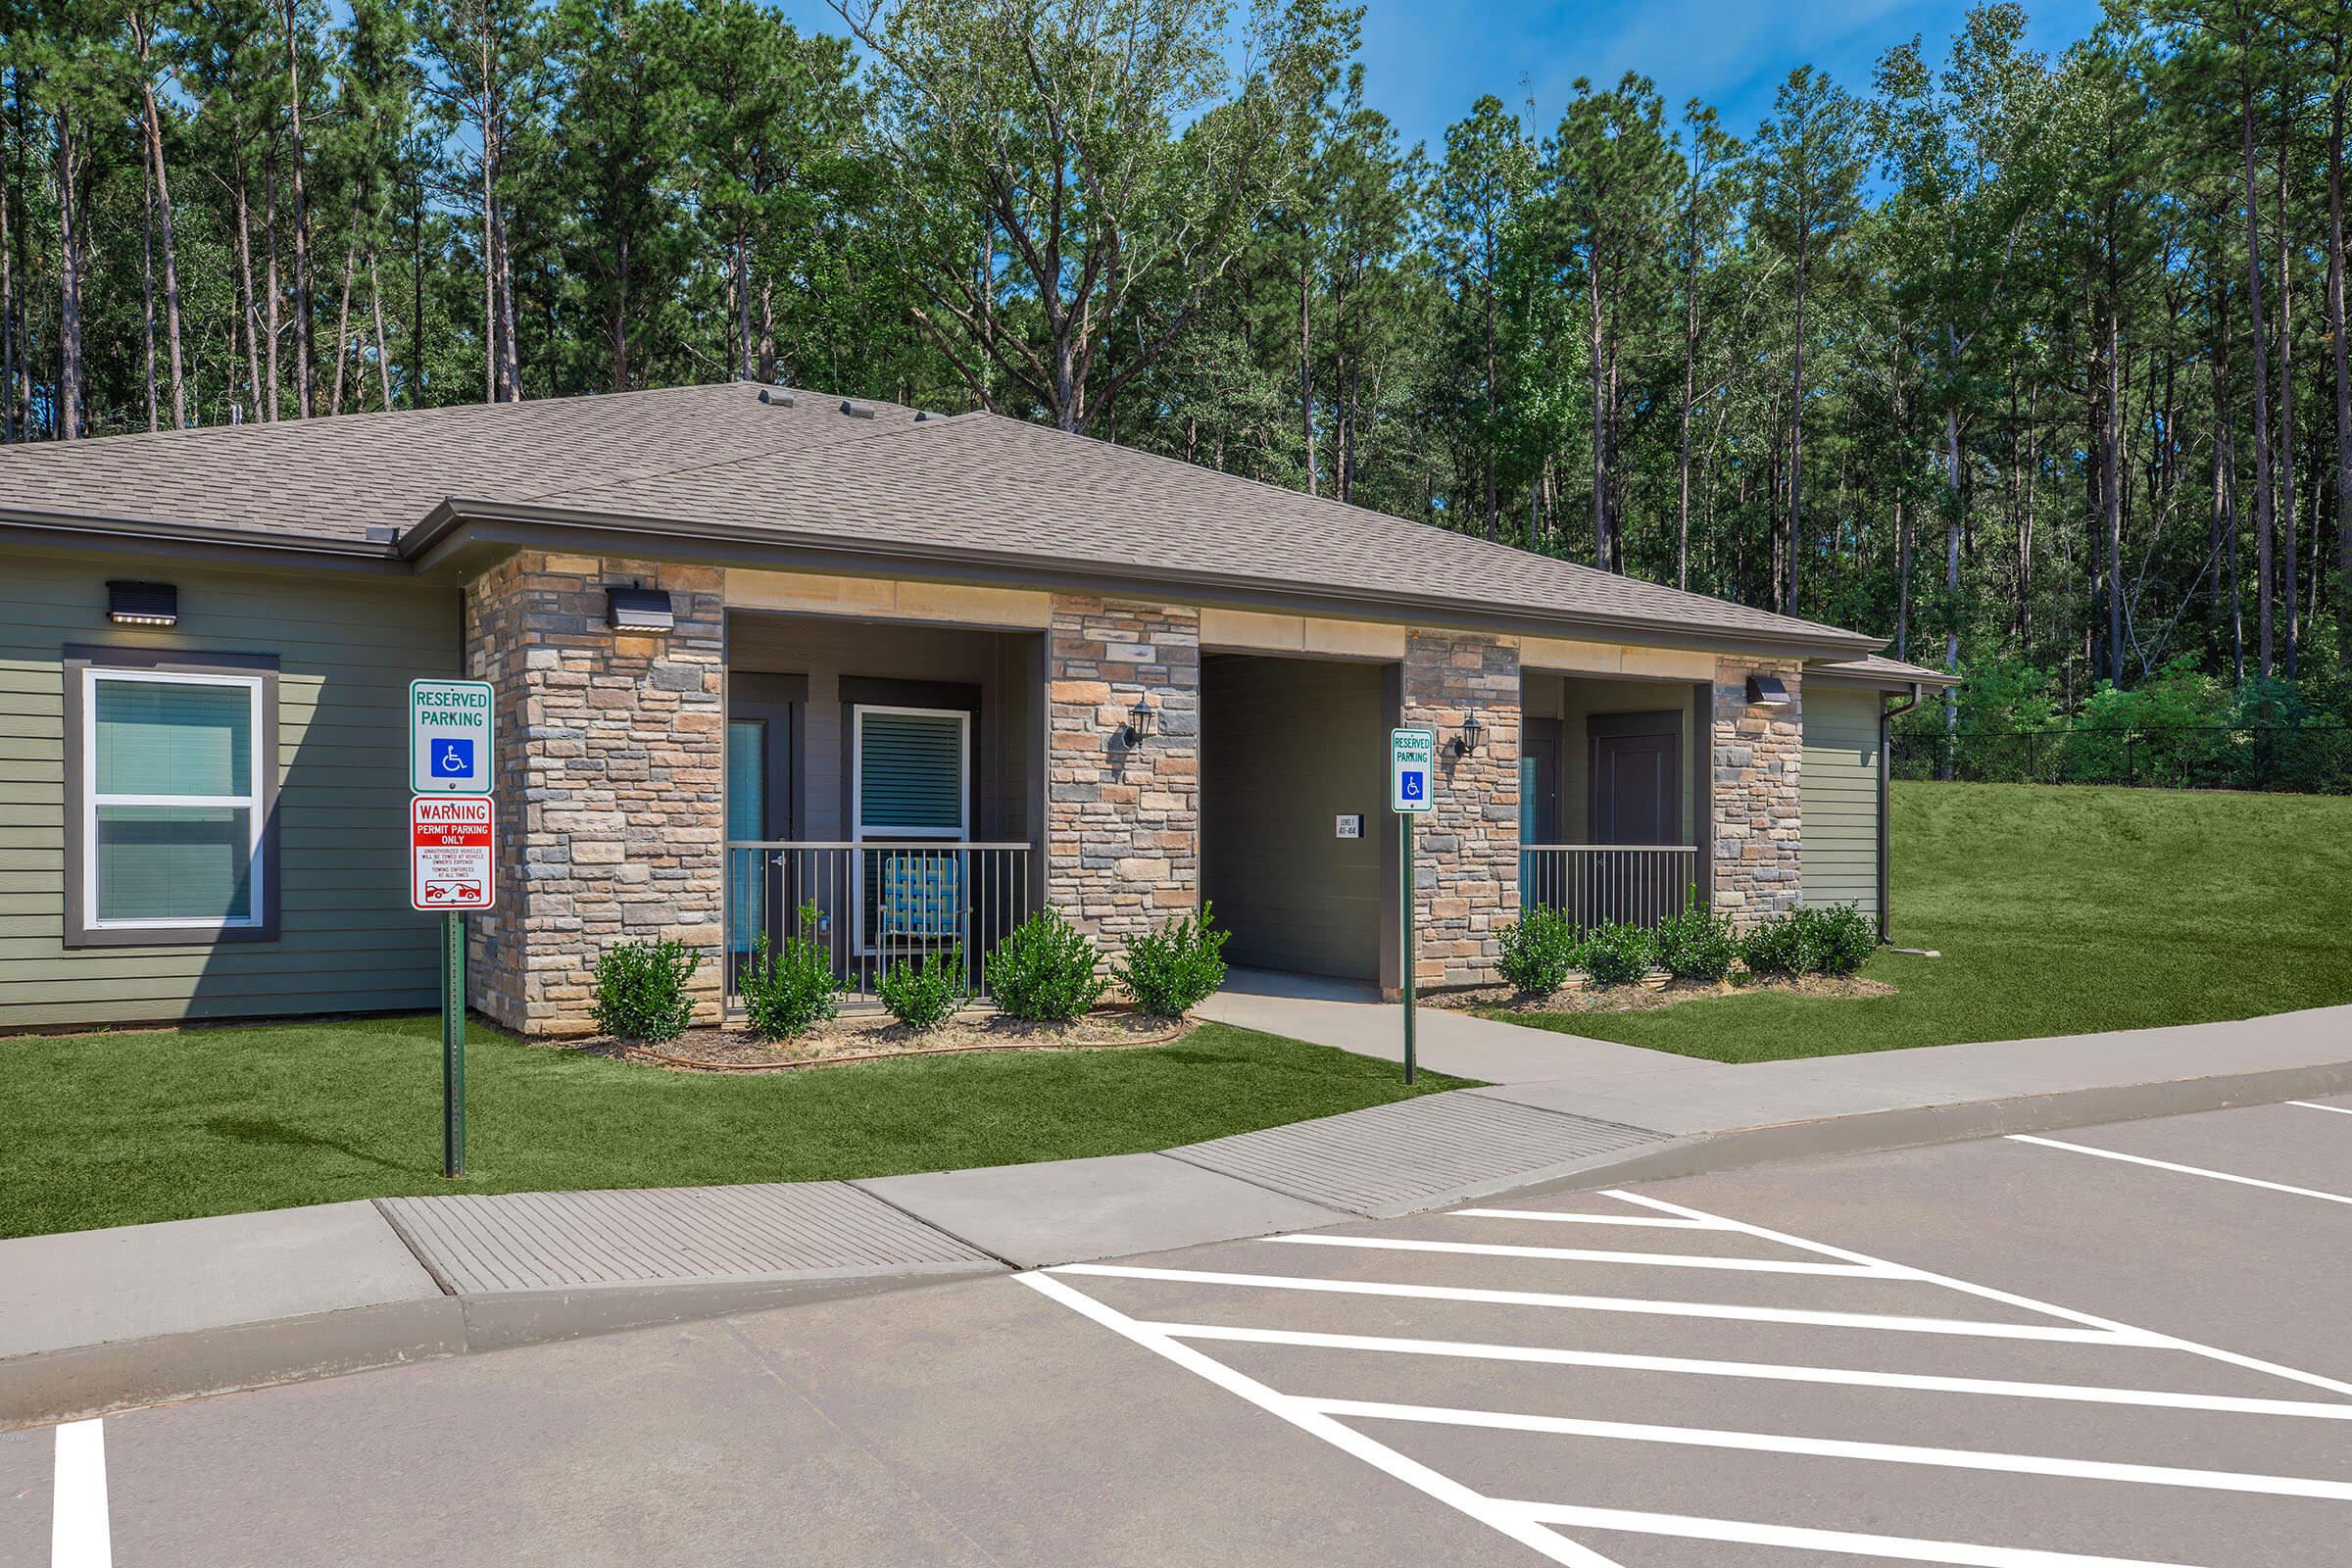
xmin=5 ymin=0 xmax=2350 ymax=732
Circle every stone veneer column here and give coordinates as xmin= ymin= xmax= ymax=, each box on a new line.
xmin=1401 ymin=630 xmax=1521 ymax=989
xmin=1709 ymin=655 xmax=1803 ymax=930
xmin=1045 ymin=596 xmax=1200 ymax=958
xmin=465 ymin=553 xmax=725 ymax=1034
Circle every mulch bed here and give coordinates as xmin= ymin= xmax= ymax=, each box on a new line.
xmin=570 ymin=1005 xmax=1196 ymax=1072
xmin=1443 ymin=972 xmax=1895 ymax=1016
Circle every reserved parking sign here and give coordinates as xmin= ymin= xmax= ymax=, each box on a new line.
xmin=1391 ymin=727 xmax=1436 ymax=813
xmin=410 ymin=678 xmax=495 ymax=794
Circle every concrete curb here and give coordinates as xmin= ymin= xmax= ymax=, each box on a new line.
xmin=8 ymin=1056 xmax=2344 ymax=1430
xmin=1452 ymin=1057 xmax=2352 ymax=1207
xmin=2 ymin=1262 xmax=1000 ymax=1431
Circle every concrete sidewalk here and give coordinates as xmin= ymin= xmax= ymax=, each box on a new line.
xmin=8 ymin=994 xmax=2349 ymax=1429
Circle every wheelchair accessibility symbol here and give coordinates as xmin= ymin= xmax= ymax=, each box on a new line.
xmin=433 ymin=739 xmax=476 ymax=777
xmin=1398 ymin=769 xmax=1426 ymax=802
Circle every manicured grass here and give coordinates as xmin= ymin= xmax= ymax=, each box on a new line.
xmin=0 ymin=1019 xmax=1465 ymax=1239
xmin=1496 ymin=781 xmax=2352 ymax=1065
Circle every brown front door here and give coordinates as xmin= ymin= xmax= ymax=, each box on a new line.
xmin=1591 ymin=721 xmax=1679 ymax=845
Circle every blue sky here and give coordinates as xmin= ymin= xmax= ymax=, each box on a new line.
xmin=770 ymin=0 xmax=2104 ymax=152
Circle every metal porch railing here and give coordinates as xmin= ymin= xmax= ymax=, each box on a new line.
xmin=723 ymin=841 xmax=1035 ymax=1011
xmin=1519 ymin=845 xmax=1699 ymax=930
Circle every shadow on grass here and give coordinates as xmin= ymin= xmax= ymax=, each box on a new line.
xmin=200 ymin=1114 xmax=412 ymax=1175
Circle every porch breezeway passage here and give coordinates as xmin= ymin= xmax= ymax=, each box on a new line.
xmin=724 ymin=842 xmax=1035 ymax=1009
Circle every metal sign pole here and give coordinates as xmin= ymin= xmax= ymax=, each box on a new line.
xmin=442 ymin=910 xmax=466 ymax=1178
xmin=1401 ymin=811 xmax=1416 ymax=1086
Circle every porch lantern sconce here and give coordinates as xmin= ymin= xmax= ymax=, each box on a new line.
xmin=1449 ymin=710 xmax=1486 ymax=759
xmin=1746 ymin=673 xmax=1793 ymax=707
xmin=107 ymin=580 xmax=178 ymax=627
xmin=607 ymin=586 xmax=675 ymax=633
xmin=1118 ymin=696 xmax=1158 ymax=750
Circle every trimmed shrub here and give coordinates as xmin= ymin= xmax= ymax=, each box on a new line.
xmin=986 ymin=909 xmax=1107 ymax=1022
xmin=590 ymin=938 xmax=700 ymax=1044
xmin=1114 ymin=905 xmax=1230 ymax=1018
xmin=1798 ymin=904 xmax=1878 ymax=976
xmin=1495 ymin=906 xmax=1582 ymax=995
xmin=1738 ymin=911 xmax=1810 ymax=977
xmin=1580 ymin=920 xmax=1657 ymax=987
xmin=877 ymin=945 xmax=968 ymax=1031
xmin=1654 ymin=899 xmax=1737 ymax=983
xmin=740 ymin=903 xmax=842 ymax=1040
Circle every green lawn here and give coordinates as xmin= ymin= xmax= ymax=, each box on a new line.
xmin=1496 ymin=781 xmax=2352 ymax=1065
xmin=0 ymin=1018 xmax=1463 ymax=1239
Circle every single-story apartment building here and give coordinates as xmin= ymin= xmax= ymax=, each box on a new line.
xmin=0 ymin=381 xmax=1952 ymax=1035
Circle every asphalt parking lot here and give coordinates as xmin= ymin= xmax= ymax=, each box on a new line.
xmin=9 ymin=1093 xmax=2351 ymax=1566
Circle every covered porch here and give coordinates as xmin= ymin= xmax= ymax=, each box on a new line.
xmin=721 ymin=607 xmax=1047 ymax=1006
xmin=1517 ymin=663 xmax=1718 ymax=932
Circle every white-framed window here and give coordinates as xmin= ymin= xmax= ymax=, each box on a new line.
xmin=69 ymin=655 xmax=275 ymax=944
xmin=851 ymin=706 xmax=970 ymax=954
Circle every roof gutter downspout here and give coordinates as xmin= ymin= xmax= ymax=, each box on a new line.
xmin=1879 ymin=682 xmax=1923 ymax=943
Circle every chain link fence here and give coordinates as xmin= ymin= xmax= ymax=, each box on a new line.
xmin=1891 ymin=726 xmax=2352 ymax=794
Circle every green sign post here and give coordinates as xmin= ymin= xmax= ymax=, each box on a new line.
xmin=1389 ymin=727 xmax=1436 ymax=1085
xmin=441 ymin=909 xmax=466 ymax=1176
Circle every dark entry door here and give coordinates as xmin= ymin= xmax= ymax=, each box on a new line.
xmin=1591 ymin=720 xmax=1679 ymax=845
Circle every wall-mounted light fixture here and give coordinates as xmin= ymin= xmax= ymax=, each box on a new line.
xmin=107 ymin=580 xmax=178 ymax=626
xmin=1118 ymin=695 xmax=1158 ymax=750
xmin=1746 ymin=673 xmax=1792 ymax=707
xmin=1448 ymin=710 xmax=1486 ymax=758
xmin=607 ymin=586 xmax=675 ymax=632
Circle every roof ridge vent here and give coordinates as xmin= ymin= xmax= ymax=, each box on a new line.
xmin=839 ymin=399 xmax=876 ymax=419
xmin=757 ymin=388 xmax=796 ymax=408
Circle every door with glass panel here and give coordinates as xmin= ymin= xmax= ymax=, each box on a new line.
xmin=852 ymin=706 xmax=969 ymax=969
xmin=724 ymin=703 xmax=793 ymax=974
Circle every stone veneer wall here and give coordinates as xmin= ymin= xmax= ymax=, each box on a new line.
xmin=1709 ymin=655 xmax=1803 ymax=929
xmin=1044 ymin=596 xmax=1201 ymax=957
xmin=465 ymin=554 xmax=726 ymax=1034
xmin=1401 ymin=630 xmax=1521 ymax=989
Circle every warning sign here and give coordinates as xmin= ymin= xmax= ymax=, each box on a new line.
xmin=411 ymin=796 xmax=495 ymax=911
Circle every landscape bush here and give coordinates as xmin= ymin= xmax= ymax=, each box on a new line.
xmin=1495 ymin=906 xmax=1582 ymax=994
xmin=1797 ymin=904 xmax=1878 ymax=976
xmin=1654 ymin=899 xmax=1737 ymax=983
xmin=986 ymin=909 xmax=1107 ymax=1022
xmin=1580 ymin=920 xmax=1657 ymax=987
xmin=739 ymin=903 xmax=842 ymax=1039
xmin=1737 ymin=911 xmax=1811 ymax=977
xmin=1114 ymin=905 xmax=1230 ymax=1017
xmin=1737 ymin=905 xmax=1880 ymax=978
xmin=590 ymin=938 xmax=700 ymax=1044
xmin=877 ymin=945 xmax=968 ymax=1031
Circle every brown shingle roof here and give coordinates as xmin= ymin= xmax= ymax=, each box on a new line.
xmin=1808 ymin=653 xmax=1959 ymax=688
xmin=0 ymin=381 xmax=921 ymax=540
xmin=1 ymin=380 xmax=1882 ymax=655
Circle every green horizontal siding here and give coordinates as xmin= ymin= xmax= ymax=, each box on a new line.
xmin=1801 ymin=686 xmax=1882 ymax=916
xmin=0 ymin=550 xmax=460 ymax=1029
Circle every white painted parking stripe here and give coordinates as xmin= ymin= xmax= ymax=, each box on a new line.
xmin=1049 ymin=1263 xmax=2153 ymax=1344
xmin=1143 ymin=1321 xmax=2352 ymax=1419
xmin=2007 ymin=1136 xmax=2352 ymax=1207
xmin=1494 ymin=1501 xmax=2207 ymax=1567
xmin=1450 ymin=1208 xmax=1732 ymax=1230
xmin=1309 ymin=1396 xmax=2352 ymax=1499
xmin=50 ymin=1420 xmax=111 ymax=1568
xmin=1604 ymin=1190 xmax=2352 ymax=1400
xmin=1016 ymin=1271 xmax=1628 ymax=1567
xmin=1263 ymin=1232 xmax=1896 ymax=1276
xmin=2286 ymin=1101 xmax=2352 ymax=1116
